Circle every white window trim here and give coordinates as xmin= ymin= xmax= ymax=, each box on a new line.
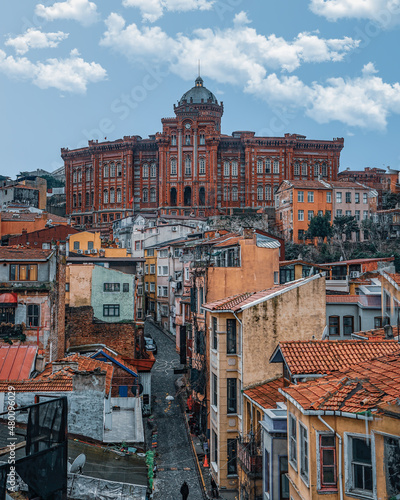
xmin=288 ymin=412 xmax=298 ymax=472
xmin=299 ymin=422 xmax=309 ymax=487
xmin=344 ymin=431 xmax=376 ymax=500
xmin=316 ymin=431 xmax=337 ymax=492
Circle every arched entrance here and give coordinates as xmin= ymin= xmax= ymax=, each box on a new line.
xmin=184 ymin=186 xmax=192 ymax=206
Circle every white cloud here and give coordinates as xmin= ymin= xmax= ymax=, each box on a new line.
xmin=5 ymin=28 xmax=68 ymax=55
xmin=35 ymin=0 xmax=99 ymax=26
xmin=0 ymin=49 xmax=106 ymax=93
xmin=309 ymin=0 xmax=400 ymax=26
xmin=122 ymin=0 xmax=215 ymax=22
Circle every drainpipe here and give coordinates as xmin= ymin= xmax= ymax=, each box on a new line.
xmin=233 ymin=311 xmax=243 ymax=434
xmin=318 ymin=415 xmax=343 ymax=500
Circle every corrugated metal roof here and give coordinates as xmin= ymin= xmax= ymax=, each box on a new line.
xmin=256 ymin=234 xmax=281 ymax=248
xmin=0 ymin=345 xmax=37 ymax=380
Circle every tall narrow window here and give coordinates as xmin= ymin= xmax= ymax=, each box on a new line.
xmin=185 ymin=156 xmax=192 ymax=176
xmin=224 ymin=186 xmax=230 ymax=201
xmin=171 ymin=134 xmax=176 ymax=146
xmin=257 ymin=185 xmax=263 ymax=201
xmin=142 ymin=189 xmax=148 ymax=203
xmin=289 ymin=414 xmax=297 ymax=469
xmin=142 ymin=164 xmax=149 ymax=178
xmin=171 ymin=158 xmax=177 ymax=175
xmin=294 ymin=162 xmax=300 ymax=175
xmin=199 ymin=133 xmax=205 ymax=145
xmin=27 ymin=304 xmax=40 ymax=327
xmin=322 ymin=163 xmax=327 ymax=177
xmin=232 ymin=186 xmax=238 ymax=201
xmin=231 ymin=161 xmax=238 ymax=177
xmin=213 ymin=430 xmax=218 ymax=464
xmin=257 ymin=159 xmax=263 ymax=174
xmin=314 ymin=163 xmax=319 ymax=177
xmin=110 ymin=188 xmax=115 ymax=203
xmin=117 ymin=163 xmax=122 ymax=176
xmin=103 ymin=190 xmax=108 ymax=203
xmin=117 ymin=189 xmax=122 ymax=203
xmin=273 ymin=160 xmax=279 ymax=174
xmin=265 ymin=185 xmax=271 ymax=201
xmin=343 ymin=316 xmax=354 ymax=335
xmin=226 ymin=319 xmax=237 ymax=354
xmin=103 ymin=164 xmax=108 ymax=177
xmin=224 ymin=161 xmax=230 ymax=177
xmin=329 ymin=316 xmax=339 ymax=335
xmin=349 ymin=436 xmax=373 ymax=494
xmin=227 ymin=439 xmax=237 ymax=475
xmin=212 ymin=317 xmax=217 ymax=350
xmin=110 ymin=163 xmax=115 ymax=177
xmin=265 ymin=159 xmax=271 ymax=173
xmin=212 ymin=373 xmax=218 ymax=407
xmin=300 ymin=424 xmax=309 ymax=482
xmin=199 ymin=158 xmax=206 ymax=174
xmin=227 ymin=378 xmax=237 ymax=414
xmin=302 ymin=162 xmax=307 ymax=176
xmin=78 ymin=193 xmax=82 ymax=206
xmin=319 ymin=435 xmax=337 ymax=490
xmin=185 ymin=134 xmax=191 ymax=145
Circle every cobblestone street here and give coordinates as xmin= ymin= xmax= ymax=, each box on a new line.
xmin=144 ymin=320 xmax=204 ymax=500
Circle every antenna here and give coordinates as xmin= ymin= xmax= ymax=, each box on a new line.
xmin=198 ymin=59 xmax=200 ymax=77
xmin=69 ymin=453 xmax=86 ymax=474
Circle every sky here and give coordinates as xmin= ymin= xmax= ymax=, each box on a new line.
xmin=1 ymin=0 xmax=400 ymax=177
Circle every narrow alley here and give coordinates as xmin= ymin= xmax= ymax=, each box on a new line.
xmin=144 ymin=320 xmax=204 ymax=500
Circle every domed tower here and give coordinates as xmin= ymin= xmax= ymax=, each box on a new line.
xmin=158 ymin=77 xmax=224 ymax=216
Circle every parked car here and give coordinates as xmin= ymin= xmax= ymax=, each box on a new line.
xmin=145 ymin=338 xmax=157 ymax=355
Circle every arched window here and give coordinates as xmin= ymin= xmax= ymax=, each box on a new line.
xmin=73 ymin=171 xmax=77 ymax=183
xmin=322 ymin=163 xmax=327 ymax=177
xmin=171 ymin=158 xmax=177 ymax=176
xmin=90 ymin=191 xmax=94 ymax=205
xmin=231 ymin=161 xmax=238 ymax=177
xmin=314 ymin=163 xmax=319 ymax=177
xmin=294 ymin=162 xmax=300 ymax=176
xmin=77 ymin=170 xmax=82 ymax=182
xmin=73 ymin=194 xmax=77 ymax=207
xmin=184 ymin=186 xmax=192 ymax=206
xmin=257 ymin=159 xmax=263 ymax=174
xmin=257 ymin=185 xmax=263 ymax=201
xmin=142 ymin=189 xmax=148 ymax=203
xmin=110 ymin=163 xmax=116 ymax=177
xmin=117 ymin=163 xmax=122 ymax=177
xmin=199 ymin=158 xmax=206 ymax=175
xmin=103 ymin=164 xmax=109 ymax=177
xmin=185 ymin=156 xmax=192 ymax=176
xmin=170 ymin=187 xmax=177 ymax=206
xmin=143 ymin=164 xmax=149 ymax=178
xmin=265 ymin=159 xmax=271 ymax=173
xmin=150 ymin=188 xmax=156 ymax=202
xmin=273 ymin=160 xmax=279 ymax=174
xmin=85 ymin=192 xmax=90 ymax=205
xmin=78 ymin=193 xmax=82 ymax=206
xmin=199 ymin=187 xmax=205 ymax=205
xmin=265 ymin=185 xmax=271 ymax=201
xmin=117 ymin=188 xmax=122 ymax=203
xmin=232 ymin=186 xmax=238 ymax=201
xmin=150 ymin=163 xmax=156 ymax=178
xmin=224 ymin=161 xmax=230 ymax=177
xmin=103 ymin=190 xmax=108 ymax=203
xmin=86 ymin=168 xmax=91 ymax=181
xmin=110 ymin=188 xmax=115 ymax=203
xmin=302 ymin=162 xmax=307 ymax=176
xmin=224 ymin=186 xmax=230 ymax=201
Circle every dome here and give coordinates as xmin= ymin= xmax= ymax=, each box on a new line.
xmin=179 ymin=76 xmax=218 ymax=105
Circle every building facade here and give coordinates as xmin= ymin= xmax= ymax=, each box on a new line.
xmin=62 ymin=77 xmax=344 ymax=229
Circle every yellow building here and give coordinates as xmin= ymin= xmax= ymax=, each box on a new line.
xmin=202 ymin=274 xmax=326 ymax=497
xmin=281 ymin=352 xmax=400 ymax=500
xmin=68 ymin=231 xmax=102 ymax=254
xmin=144 ymin=248 xmax=157 ymax=317
xmin=381 ymin=271 xmax=400 ymax=329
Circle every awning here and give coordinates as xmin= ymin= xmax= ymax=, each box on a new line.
xmin=0 ymin=293 xmax=17 ymax=305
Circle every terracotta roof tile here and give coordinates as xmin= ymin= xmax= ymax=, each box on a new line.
xmin=386 ymin=273 xmax=400 ymax=286
xmin=0 ymin=354 xmax=113 ymax=394
xmin=203 ymin=281 xmax=306 ymax=312
xmin=244 ymin=378 xmax=285 ymax=409
xmin=213 ymin=236 xmax=243 ymax=248
xmin=282 ymin=352 xmax=400 ymax=414
xmin=0 ymin=247 xmax=53 ymax=261
xmin=275 ymin=339 xmax=400 ymax=375
xmin=326 ymin=295 xmax=361 ymax=303
xmin=0 ymin=212 xmax=68 ymax=223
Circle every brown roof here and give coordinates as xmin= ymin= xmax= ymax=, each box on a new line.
xmin=283 ymin=180 xmax=329 ymax=189
xmin=272 ymin=339 xmax=400 ymax=376
xmin=203 ymin=280 xmax=309 ymax=312
xmin=326 ymin=295 xmax=363 ymax=303
xmin=0 ymin=247 xmax=53 ymax=261
xmin=386 ymin=273 xmax=400 ymax=286
xmin=244 ymin=378 xmax=285 ymax=409
xmin=320 ymin=256 xmax=394 ymax=266
xmin=0 ymin=354 xmax=113 ymax=393
xmin=0 ymin=212 xmax=68 ymax=223
xmin=281 ymin=352 xmax=400 ymax=414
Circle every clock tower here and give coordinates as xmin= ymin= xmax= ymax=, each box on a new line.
xmin=157 ymin=76 xmax=224 ymax=216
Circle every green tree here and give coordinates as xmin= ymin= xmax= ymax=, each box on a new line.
xmin=361 ymin=217 xmax=391 ymax=252
xmin=306 ymin=213 xmax=333 ymax=243
xmin=382 ymin=191 xmax=400 ymax=210
xmin=333 ymin=215 xmax=359 ymax=259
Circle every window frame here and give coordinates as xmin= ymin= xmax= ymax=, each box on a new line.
xmin=343 ymin=315 xmax=354 ymax=335
xmin=227 ymin=438 xmax=238 ymax=475
xmin=329 ymin=316 xmax=340 ymax=336
xmin=226 ymin=319 xmax=237 ymax=354
xmin=227 ymin=378 xmax=237 ymax=414
xmin=212 ymin=373 xmax=218 ymax=409
xmin=103 ymin=304 xmax=120 ymax=317
xmin=103 ymin=283 xmax=120 ymax=292
xmin=289 ymin=413 xmax=298 ymax=471
xmin=299 ymin=423 xmax=309 ymax=485
xmin=27 ymin=304 xmax=40 ymax=328
xmin=345 ymin=433 xmax=374 ymax=498
xmin=212 ymin=316 xmax=218 ymax=350
xmin=317 ymin=432 xmax=337 ymax=492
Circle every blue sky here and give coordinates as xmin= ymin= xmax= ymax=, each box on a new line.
xmin=1 ymin=0 xmax=400 ymax=177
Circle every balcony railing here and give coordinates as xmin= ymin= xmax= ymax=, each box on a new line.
xmin=237 ymin=437 xmax=262 ymax=478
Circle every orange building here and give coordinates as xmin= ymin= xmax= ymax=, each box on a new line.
xmin=0 ymin=211 xmax=70 ymax=243
xmin=62 ymin=77 xmax=343 ymax=230
xmin=276 ymin=180 xmax=332 ymax=243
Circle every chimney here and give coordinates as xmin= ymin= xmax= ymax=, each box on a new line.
xmin=384 ymin=324 xmax=393 ymax=339
xmin=243 ymin=227 xmax=253 ymax=239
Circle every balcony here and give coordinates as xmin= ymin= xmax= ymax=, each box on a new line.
xmin=237 ymin=437 xmax=262 ymax=478
xmin=0 ymin=323 xmax=26 ymax=341
xmin=0 ymin=282 xmax=52 ymax=292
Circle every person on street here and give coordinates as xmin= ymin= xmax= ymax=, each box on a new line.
xmin=211 ymin=476 xmax=219 ymax=498
xmin=180 ymin=481 xmax=189 ymax=500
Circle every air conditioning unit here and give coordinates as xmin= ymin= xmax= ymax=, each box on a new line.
xmin=84 ymin=250 xmax=91 ymax=255
xmin=76 ymin=249 xmax=83 ymax=254
xmin=91 ymin=249 xmax=98 ymax=254
xmin=171 ymin=226 xmax=177 ymax=232
xmin=350 ymin=271 xmax=360 ymax=278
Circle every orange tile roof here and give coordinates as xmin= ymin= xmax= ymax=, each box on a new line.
xmin=213 ymin=236 xmax=243 ymax=248
xmin=283 ymin=180 xmax=329 ymax=189
xmin=0 ymin=212 xmax=68 ymax=223
xmin=274 ymin=339 xmax=400 ymax=375
xmin=281 ymin=352 xmax=400 ymax=414
xmin=0 ymin=354 xmax=113 ymax=393
xmin=244 ymin=378 xmax=285 ymax=409
xmin=386 ymin=273 xmax=400 ymax=286
xmin=0 ymin=247 xmax=53 ymax=261
xmin=326 ymin=295 xmax=361 ymax=303
xmin=203 ymin=281 xmax=307 ymax=312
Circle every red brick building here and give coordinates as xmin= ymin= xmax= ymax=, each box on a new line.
xmin=62 ymin=77 xmax=344 ymax=230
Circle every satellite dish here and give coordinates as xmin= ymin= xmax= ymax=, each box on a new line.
xmin=69 ymin=453 xmax=86 ymax=474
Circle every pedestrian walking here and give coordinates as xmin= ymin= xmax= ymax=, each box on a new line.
xmin=180 ymin=481 xmax=189 ymax=500
xmin=211 ymin=476 xmax=219 ymax=498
